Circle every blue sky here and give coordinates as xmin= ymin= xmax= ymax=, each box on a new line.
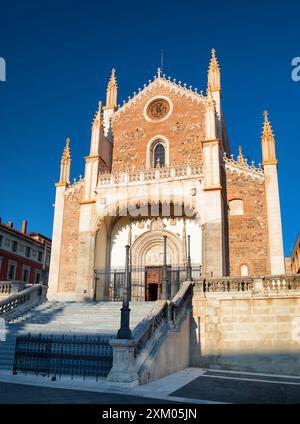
xmin=0 ymin=0 xmax=299 ymax=255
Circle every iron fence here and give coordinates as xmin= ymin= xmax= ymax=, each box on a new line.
xmin=94 ymin=264 xmax=201 ymax=301
xmin=13 ymin=334 xmax=113 ymax=380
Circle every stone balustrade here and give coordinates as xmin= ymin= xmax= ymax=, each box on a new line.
xmin=97 ymin=162 xmax=203 ymax=188
xmin=195 ymin=274 xmax=300 ymax=294
xmin=223 ymin=151 xmax=265 ymax=180
xmin=107 ymin=281 xmax=193 ymax=386
xmin=0 ymin=281 xmax=26 ymax=297
xmin=0 ymin=284 xmax=47 ymax=319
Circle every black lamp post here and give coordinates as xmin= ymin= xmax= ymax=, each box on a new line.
xmin=187 ymin=235 xmax=193 ymax=282
xmin=117 ymin=245 xmax=132 ymax=339
xmin=161 ymin=235 xmax=169 ymax=300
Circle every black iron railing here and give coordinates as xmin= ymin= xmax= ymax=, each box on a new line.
xmin=13 ymin=334 xmax=113 ymax=380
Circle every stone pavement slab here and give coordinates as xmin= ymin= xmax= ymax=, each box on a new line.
xmin=171 ymin=369 xmax=300 ymax=404
xmin=0 ymin=382 xmax=182 ymax=404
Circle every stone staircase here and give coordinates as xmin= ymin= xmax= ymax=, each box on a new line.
xmin=0 ymin=300 xmax=155 ymax=373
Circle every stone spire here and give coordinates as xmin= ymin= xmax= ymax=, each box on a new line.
xmin=92 ymin=101 xmax=103 ymax=129
xmin=237 ymin=145 xmax=245 ymax=165
xmin=208 ymin=48 xmax=221 ymax=92
xmin=105 ymin=68 xmax=118 ymax=109
xmin=59 ymin=137 xmax=71 ymax=184
xmin=261 ymin=111 xmax=277 ymax=165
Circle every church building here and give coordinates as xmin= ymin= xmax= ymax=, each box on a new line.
xmin=48 ymin=49 xmax=285 ymax=302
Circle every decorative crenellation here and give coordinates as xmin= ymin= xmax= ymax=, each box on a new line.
xmin=113 ymin=72 xmax=205 ymax=121
xmin=65 ymin=177 xmax=84 ymax=198
xmin=96 ymin=160 xmax=203 ymax=188
xmin=223 ymin=150 xmax=264 ymax=180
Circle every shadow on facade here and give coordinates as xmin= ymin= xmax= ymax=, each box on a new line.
xmin=190 ymin=315 xmax=300 ymax=376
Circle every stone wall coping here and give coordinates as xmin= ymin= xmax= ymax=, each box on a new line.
xmin=109 ymin=339 xmax=137 ymax=348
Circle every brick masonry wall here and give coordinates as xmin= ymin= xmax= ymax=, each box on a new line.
xmin=112 ymin=86 xmax=205 ymax=172
xmin=191 ymin=294 xmax=300 ymax=375
xmin=58 ymin=187 xmax=83 ymax=292
xmin=225 ymin=170 xmax=271 ymax=276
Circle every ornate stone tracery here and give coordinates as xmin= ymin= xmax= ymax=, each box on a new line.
xmin=147 ymin=98 xmax=170 ymax=120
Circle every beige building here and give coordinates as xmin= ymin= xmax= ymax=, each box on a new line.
xmin=48 ymin=49 xmax=285 ymax=302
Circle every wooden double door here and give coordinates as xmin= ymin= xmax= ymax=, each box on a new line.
xmin=145 ymin=266 xmax=171 ymax=301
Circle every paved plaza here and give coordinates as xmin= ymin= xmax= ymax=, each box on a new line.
xmin=0 ymin=368 xmax=299 ymax=404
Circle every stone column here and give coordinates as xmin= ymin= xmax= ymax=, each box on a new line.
xmin=201 ymin=86 xmax=225 ymax=278
xmin=202 ymin=140 xmax=224 ymax=277
xmin=75 ymin=202 xmax=96 ymax=300
xmin=264 ymin=165 xmax=285 ymax=274
xmin=48 ymin=184 xmax=66 ymax=298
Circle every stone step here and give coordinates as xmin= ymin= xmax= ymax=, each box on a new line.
xmin=0 ymin=300 xmax=154 ymax=373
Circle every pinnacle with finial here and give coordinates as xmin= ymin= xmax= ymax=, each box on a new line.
xmin=92 ymin=101 xmax=103 ymax=129
xmin=237 ymin=145 xmax=245 ymax=165
xmin=209 ymin=48 xmax=220 ymax=71
xmin=108 ymin=68 xmax=117 ymax=88
xmin=62 ymin=137 xmax=71 ymax=162
xmin=262 ymin=110 xmax=275 ymax=141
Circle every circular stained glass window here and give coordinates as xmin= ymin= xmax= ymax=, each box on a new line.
xmin=147 ymin=99 xmax=170 ymax=121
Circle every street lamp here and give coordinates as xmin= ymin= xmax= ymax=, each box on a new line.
xmin=187 ymin=235 xmax=193 ymax=282
xmin=160 ymin=235 xmax=169 ymax=300
xmin=117 ymin=245 xmax=132 ymax=339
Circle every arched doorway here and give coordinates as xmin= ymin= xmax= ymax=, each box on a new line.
xmin=93 ymin=203 xmax=202 ymax=301
xmin=130 ymin=220 xmax=184 ymax=300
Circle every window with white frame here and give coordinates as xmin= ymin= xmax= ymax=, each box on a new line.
xmin=12 ymin=240 xmax=18 ymax=253
xmin=7 ymin=261 xmax=17 ymax=280
xmin=22 ymin=266 xmax=30 ymax=283
xmin=35 ymin=270 xmax=42 ymax=284
xmin=25 ymin=246 xmax=31 ymax=258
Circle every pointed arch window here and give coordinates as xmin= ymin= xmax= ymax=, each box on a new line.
xmin=153 ymin=143 xmax=165 ymax=167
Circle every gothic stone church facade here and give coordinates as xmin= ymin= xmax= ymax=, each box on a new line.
xmin=48 ymin=50 xmax=285 ymax=302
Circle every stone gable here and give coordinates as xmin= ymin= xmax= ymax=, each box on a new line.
xmin=111 ymin=85 xmax=205 ymax=172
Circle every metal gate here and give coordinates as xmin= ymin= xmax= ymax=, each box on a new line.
xmin=94 ymin=264 xmax=202 ymax=301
